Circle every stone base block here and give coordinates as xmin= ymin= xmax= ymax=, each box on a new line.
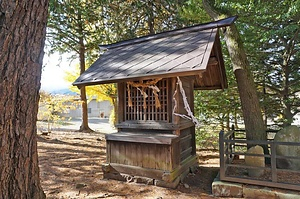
xmin=212 ymin=180 xmax=243 ymax=197
xmin=243 ymin=185 xmax=276 ymax=199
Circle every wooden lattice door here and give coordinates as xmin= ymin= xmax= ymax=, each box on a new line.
xmin=125 ymin=79 xmax=170 ymax=122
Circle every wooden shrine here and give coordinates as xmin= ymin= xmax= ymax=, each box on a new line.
xmin=73 ymin=17 xmax=237 ymax=188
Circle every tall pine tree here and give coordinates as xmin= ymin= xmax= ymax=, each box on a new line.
xmin=0 ymin=0 xmax=48 ymax=197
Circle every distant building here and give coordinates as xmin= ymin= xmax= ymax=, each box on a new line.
xmin=38 ymin=90 xmax=113 ymax=121
xmin=66 ymin=99 xmax=113 ymax=118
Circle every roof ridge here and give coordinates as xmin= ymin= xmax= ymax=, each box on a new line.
xmin=99 ymin=16 xmax=237 ymax=50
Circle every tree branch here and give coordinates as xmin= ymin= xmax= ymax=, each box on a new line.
xmin=202 ymin=0 xmax=220 ymax=20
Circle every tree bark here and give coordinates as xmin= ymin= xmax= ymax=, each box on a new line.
xmin=281 ymin=36 xmax=295 ymax=127
xmin=79 ymin=45 xmax=92 ymax=132
xmin=202 ymin=1 xmax=267 ymax=151
xmin=78 ymin=11 xmax=92 ymax=132
xmin=0 ymin=0 xmax=48 ymax=198
xmin=147 ymin=0 xmax=155 ymax=35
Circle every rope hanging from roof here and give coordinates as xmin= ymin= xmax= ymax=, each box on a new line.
xmin=173 ymin=76 xmax=200 ymax=127
xmin=127 ymin=78 xmax=162 ymax=109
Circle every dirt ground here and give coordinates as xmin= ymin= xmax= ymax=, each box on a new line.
xmin=37 ymin=130 xmax=225 ymax=199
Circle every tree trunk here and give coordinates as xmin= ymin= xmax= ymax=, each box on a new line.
xmin=79 ymin=86 xmax=92 ymax=132
xmin=226 ymin=112 xmax=230 ymax=131
xmin=0 ymin=0 xmax=48 ymax=198
xmin=282 ymin=94 xmax=293 ymax=127
xmin=281 ymin=46 xmax=293 ymax=127
xmin=78 ymin=12 xmax=92 ymax=132
xmin=147 ymin=0 xmax=155 ymax=35
xmin=203 ymin=1 xmax=267 ymax=152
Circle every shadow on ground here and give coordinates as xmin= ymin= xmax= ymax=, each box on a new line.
xmin=38 ymin=131 xmax=221 ymax=199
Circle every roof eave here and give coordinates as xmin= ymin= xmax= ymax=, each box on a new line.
xmin=73 ymin=16 xmax=237 ymax=89
xmin=73 ymin=68 xmax=207 ymax=88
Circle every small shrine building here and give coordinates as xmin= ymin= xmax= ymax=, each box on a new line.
xmin=73 ymin=16 xmax=237 ymax=188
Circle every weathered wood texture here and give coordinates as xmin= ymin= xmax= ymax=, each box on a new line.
xmin=119 ymin=77 xmax=195 ymax=126
xmin=105 ymin=127 xmax=197 ymax=183
xmin=106 ymin=132 xmax=179 ymax=144
xmin=117 ymin=82 xmax=125 ymax=123
xmin=74 ymin=17 xmax=237 ymax=89
xmin=124 ymin=79 xmax=170 ymax=122
xmin=74 ymin=29 xmax=216 ymax=85
xmin=194 ymin=33 xmax=227 ymax=90
xmin=180 ymin=128 xmax=193 ymax=162
xmin=106 ymin=139 xmax=179 ymax=171
xmin=116 ymin=120 xmax=191 ymax=130
xmin=0 ymin=1 xmax=48 ymax=198
xmin=105 ymin=77 xmax=197 ymax=185
xmin=103 ymin=155 xmax=198 ymax=186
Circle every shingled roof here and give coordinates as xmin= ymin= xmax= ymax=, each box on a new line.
xmin=73 ymin=16 xmax=237 ymax=90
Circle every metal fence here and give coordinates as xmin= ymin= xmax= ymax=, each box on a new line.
xmin=219 ymin=129 xmax=300 ymax=191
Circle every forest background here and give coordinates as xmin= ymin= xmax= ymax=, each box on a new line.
xmin=44 ymin=0 xmax=300 ymax=139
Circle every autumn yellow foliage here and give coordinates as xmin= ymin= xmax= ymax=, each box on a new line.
xmin=64 ymin=67 xmax=117 ymax=125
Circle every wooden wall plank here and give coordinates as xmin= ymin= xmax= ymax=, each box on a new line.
xmin=142 ymin=144 xmax=150 ymax=168
xmin=106 ymin=141 xmax=111 ymax=163
xmin=171 ymin=140 xmax=180 ymax=170
xmin=106 ymin=132 xmax=179 ymax=145
xmin=149 ymin=144 xmax=156 ymax=169
xmin=155 ymin=144 xmax=167 ymax=170
xmin=165 ymin=145 xmax=172 ymax=171
xmin=190 ymin=127 xmax=196 ymax=155
xmin=106 ymin=132 xmax=194 ymax=174
xmin=111 ymin=142 xmax=117 ymax=163
xmin=180 ymin=147 xmax=193 ymax=162
xmin=136 ymin=143 xmax=143 ymax=167
xmin=155 ymin=144 xmax=161 ymax=169
xmin=180 ymin=134 xmax=192 ymax=152
xmin=109 ymin=142 xmax=114 ymax=163
xmin=119 ymin=142 xmax=126 ymax=165
xmin=131 ymin=143 xmax=137 ymax=166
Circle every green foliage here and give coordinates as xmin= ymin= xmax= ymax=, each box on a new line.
xmin=47 ymin=0 xmax=196 ymax=127
xmin=231 ymin=0 xmax=300 ymax=127
xmin=185 ymin=0 xmax=300 ymax=128
xmin=47 ymin=0 xmax=299 ymax=129
xmin=178 ymin=0 xmax=211 ymax=24
xmin=195 ymin=125 xmax=220 ymax=150
xmin=47 ymin=0 xmax=191 ymax=55
xmin=99 ymin=0 xmax=189 ymax=41
xmin=47 ymin=0 xmax=106 ymax=59
xmin=194 ymin=87 xmax=241 ymax=131
xmin=47 ymin=0 xmax=110 ymax=131
xmin=193 ymin=35 xmax=242 ymax=131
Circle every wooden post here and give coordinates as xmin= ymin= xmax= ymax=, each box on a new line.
xmin=117 ymin=83 xmax=125 ymax=124
xmin=219 ymin=130 xmax=225 ymax=180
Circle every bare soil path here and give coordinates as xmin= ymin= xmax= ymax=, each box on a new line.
xmin=37 ymin=130 xmax=227 ymax=199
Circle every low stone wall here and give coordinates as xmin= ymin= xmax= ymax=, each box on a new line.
xmin=212 ymin=177 xmax=300 ymax=198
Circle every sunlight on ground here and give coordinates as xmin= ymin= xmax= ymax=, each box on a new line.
xmin=38 ymin=130 xmax=219 ymax=199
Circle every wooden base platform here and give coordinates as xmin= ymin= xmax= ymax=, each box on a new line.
xmin=102 ymin=155 xmax=198 ymax=188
